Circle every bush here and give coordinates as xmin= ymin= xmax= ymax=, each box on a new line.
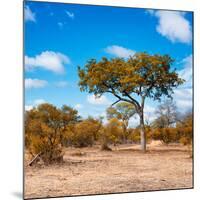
xmin=71 ymin=119 xmax=101 ymax=147
xmin=61 ymin=125 xmax=76 ymax=147
xmin=162 ymin=128 xmax=172 ymax=144
xmin=177 ymin=114 xmax=193 ymax=146
xmin=128 ymin=128 xmax=140 ymax=143
xmin=99 ymin=118 xmax=123 ymax=150
xmin=26 ymin=120 xmax=63 ymax=164
xmin=150 ymin=128 xmax=162 ymax=141
xmin=25 ymin=103 xmax=79 ymax=165
xmin=128 ymin=126 xmax=152 ymax=144
xmin=149 ymin=127 xmax=178 ymax=144
xmin=178 ymin=127 xmax=193 ymax=146
xmin=179 ymin=137 xmax=189 ymax=145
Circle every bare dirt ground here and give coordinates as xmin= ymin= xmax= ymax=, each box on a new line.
xmin=25 ymin=143 xmax=193 ymax=199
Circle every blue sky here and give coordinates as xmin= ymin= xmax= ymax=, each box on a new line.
xmin=24 ymin=1 xmax=193 ymax=126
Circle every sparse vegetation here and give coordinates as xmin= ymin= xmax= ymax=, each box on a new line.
xmin=25 ymin=102 xmax=193 ymax=165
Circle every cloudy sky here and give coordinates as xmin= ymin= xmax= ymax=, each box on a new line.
xmin=24 ymin=1 xmax=193 ymax=127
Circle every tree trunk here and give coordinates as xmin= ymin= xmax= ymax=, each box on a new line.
xmin=122 ymin=120 xmax=128 ymax=143
xmin=140 ymin=112 xmax=146 ymax=152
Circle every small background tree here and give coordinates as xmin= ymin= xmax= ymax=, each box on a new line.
xmin=153 ymin=99 xmax=178 ymax=128
xmin=106 ymin=102 xmax=136 ymax=143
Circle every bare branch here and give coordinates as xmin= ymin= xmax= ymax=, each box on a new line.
xmin=123 ymin=90 xmax=141 ymax=110
xmin=111 ymin=99 xmax=121 ymax=107
xmin=104 ymin=82 xmax=141 ymax=113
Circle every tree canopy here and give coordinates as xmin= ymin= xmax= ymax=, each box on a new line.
xmin=106 ymin=102 xmax=136 ymax=122
xmin=78 ymin=53 xmax=184 ymax=113
xmin=106 ymin=102 xmax=136 ymax=142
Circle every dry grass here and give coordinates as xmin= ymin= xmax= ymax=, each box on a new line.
xmin=25 ymin=143 xmax=193 ymax=199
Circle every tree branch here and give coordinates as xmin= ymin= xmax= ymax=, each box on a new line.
xmin=111 ymin=99 xmax=121 ymax=106
xmin=106 ymin=89 xmax=140 ymax=113
xmin=123 ymin=90 xmax=141 ymax=110
xmin=103 ymin=82 xmax=142 ymax=113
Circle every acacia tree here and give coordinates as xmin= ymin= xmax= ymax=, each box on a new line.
xmin=106 ymin=102 xmax=136 ymax=142
xmin=78 ymin=53 xmax=184 ymax=152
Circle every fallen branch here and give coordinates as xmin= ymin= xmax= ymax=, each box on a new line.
xmin=28 ymin=152 xmax=42 ymax=166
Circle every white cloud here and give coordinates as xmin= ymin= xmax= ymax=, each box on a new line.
xmin=104 ymin=45 xmax=135 ymax=59
xmin=25 ymin=78 xmax=48 ymax=89
xmin=128 ymin=116 xmax=139 ymax=128
xmin=25 ymin=105 xmax=33 ymax=111
xmin=25 ymin=99 xmax=46 ymax=111
xmin=57 ymin=22 xmax=63 ymax=29
xmin=173 ymin=55 xmax=193 ymax=112
xmin=33 ymin=99 xmax=46 ymax=105
xmin=87 ymin=94 xmax=111 ymax=105
xmin=174 ymin=88 xmax=192 ymax=100
xmin=25 ymin=6 xmax=36 ymax=22
xmin=66 ymin=11 xmax=74 ymax=19
xmin=148 ymin=10 xmax=192 ymax=44
xmin=55 ymin=81 xmax=68 ymax=87
xmin=25 ymin=51 xmax=70 ymax=74
xmin=176 ymin=99 xmax=192 ymax=110
xmin=144 ymin=105 xmax=157 ymax=124
xmin=178 ymin=55 xmax=192 ymax=87
xmin=173 ymin=88 xmax=192 ymax=112
xmin=74 ymin=104 xmax=83 ymax=109
xmin=144 ymin=105 xmax=156 ymax=114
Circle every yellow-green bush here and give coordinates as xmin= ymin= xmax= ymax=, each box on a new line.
xmin=71 ymin=119 xmax=102 ymax=147
xmin=150 ymin=127 xmax=179 ymax=144
xmin=177 ymin=114 xmax=193 ymax=145
xmin=128 ymin=126 xmax=152 ymax=143
xmin=128 ymin=128 xmax=140 ymax=143
xmin=99 ymin=118 xmax=123 ymax=150
xmin=178 ymin=127 xmax=192 ymax=145
xmin=26 ymin=120 xmax=63 ymax=164
xmin=25 ymin=103 xmax=79 ymax=164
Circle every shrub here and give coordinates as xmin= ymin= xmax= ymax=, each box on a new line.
xmin=149 ymin=127 xmax=179 ymax=144
xmin=162 ymin=128 xmax=172 ymax=144
xmin=72 ymin=119 xmax=102 ymax=147
xmin=25 ymin=103 xmax=79 ymax=165
xmin=61 ymin=125 xmax=76 ymax=147
xmin=178 ymin=127 xmax=193 ymax=146
xmin=99 ymin=118 xmax=123 ymax=150
xmin=128 ymin=128 xmax=140 ymax=143
xmin=150 ymin=128 xmax=162 ymax=141
xmin=129 ymin=126 xmax=152 ymax=144
xmin=26 ymin=120 xmax=63 ymax=164
xmin=177 ymin=114 xmax=193 ymax=146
